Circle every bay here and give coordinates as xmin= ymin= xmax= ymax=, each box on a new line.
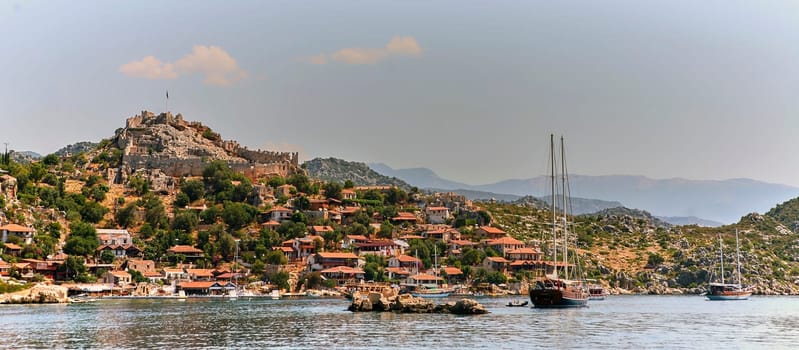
xmin=2 ymin=295 xmax=799 ymax=349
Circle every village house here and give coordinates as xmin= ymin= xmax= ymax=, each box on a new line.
xmin=327 ymin=209 xmax=342 ymax=224
xmin=274 ymin=184 xmax=296 ymax=197
xmin=391 ymin=212 xmax=418 ymax=225
xmin=388 ymin=255 xmax=422 ymax=271
xmin=186 ymin=268 xmax=216 ymax=281
xmin=307 ymin=252 xmax=359 ymax=271
xmin=266 ymin=205 xmax=293 ymax=222
xmin=408 ymin=273 xmax=444 ymax=287
xmin=0 ymin=223 xmax=36 ymax=244
xmin=274 ymin=246 xmax=296 ymax=261
xmin=309 ymin=225 xmax=335 ymax=236
xmin=448 ymin=239 xmax=477 ymax=255
xmin=339 ymin=206 xmax=361 ymax=224
xmin=163 ymin=267 xmax=188 ymax=281
xmin=319 ymin=266 xmax=365 ymax=285
xmin=104 ymin=270 xmax=132 ymax=286
xmin=97 ymin=229 xmax=132 ymax=245
xmin=179 ymin=281 xmax=236 ymax=296
xmin=385 ymin=267 xmax=412 ymax=281
xmin=483 ymin=256 xmax=511 ymax=272
xmin=354 ymin=240 xmax=402 ymax=257
xmin=475 ymin=226 xmax=507 ymax=239
xmin=124 ymin=259 xmax=156 ymax=274
xmin=441 ymin=266 xmax=465 ymax=284
xmin=342 ymin=235 xmax=370 ymax=249
xmin=20 ymin=258 xmax=60 ymax=281
xmin=341 ymin=189 xmax=356 ymax=200
xmin=486 ymin=236 xmax=526 ymax=255
xmin=505 ymin=247 xmax=542 ymax=261
xmin=424 ymin=206 xmax=451 ymax=224
xmin=166 ymin=245 xmax=204 ymax=262
xmin=261 ymin=220 xmax=281 ymax=231
xmin=97 ymin=244 xmax=142 ymax=259
xmin=2 ymin=243 xmax=22 ymax=256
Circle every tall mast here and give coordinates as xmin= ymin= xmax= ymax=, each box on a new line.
xmin=561 ymin=136 xmax=568 ymax=279
xmin=550 ymin=134 xmax=557 ymax=276
xmin=735 ymin=229 xmax=742 ymax=286
xmin=719 ymin=234 xmax=725 ymax=284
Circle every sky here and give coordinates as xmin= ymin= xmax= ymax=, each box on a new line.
xmin=3 ymin=0 xmax=799 ymax=186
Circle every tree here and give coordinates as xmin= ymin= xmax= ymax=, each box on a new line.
xmin=59 ymin=256 xmax=88 ymax=281
xmin=385 ymin=187 xmax=408 ymax=205
xmin=269 ymin=271 xmax=290 ymax=291
xmin=293 ymin=196 xmax=311 ymax=211
xmin=129 ymin=269 xmax=149 ymax=283
xmin=80 ymin=201 xmax=108 ymax=223
xmin=42 ymin=153 xmax=60 ymax=167
xmin=267 ymin=176 xmax=285 ymax=188
xmin=63 ymin=222 xmax=99 ymax=256
xmin=180 ymin=179 xmax=205 ymax=202
xmin=172 ymin=211 xmax=199 ymax=233
xmin=217 ymin=233 xmax=237 ymax=261
xmin=100 ymin=250 xmax=116 ymax=263
xmin=304 ymin=272 xmax=323 ymax=289
xmin=251 ymin=259 xmax=266 ymax=277
xmin=174 ymin=192 xmax=190 ymax=208
xmin=343 ymin=180 xmax=354 ymax=189
xmin=377 ymin=221 xmax=394 ymax=239
xmin=221 ymin=201 xmax=257 ymax=230
xmin=265 ymin=250 xmax=288 ymax=265
xmin=324 ymin=182 xmax=343 ymax=200
xmin=115 ymin=202 xmax=138 ymax=228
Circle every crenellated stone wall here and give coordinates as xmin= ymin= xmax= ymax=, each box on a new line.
xmin=111 ymin=110 xmax=302 ymax=182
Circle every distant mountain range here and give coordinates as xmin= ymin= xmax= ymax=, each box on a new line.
xmin=369 ymin=163 xmax=799 ymax=224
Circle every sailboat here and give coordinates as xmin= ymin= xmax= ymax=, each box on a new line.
xmin=528 ymin=135 xmax=589 ymax=308
xmin=707 ymin=229 xmax=752 ymax=301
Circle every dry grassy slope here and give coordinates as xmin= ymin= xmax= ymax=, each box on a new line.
xmin=483 ymin=201 xmax=799 ymax=292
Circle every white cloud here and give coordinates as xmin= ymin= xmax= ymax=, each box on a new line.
xmin=301 ymin=54 xmax=328 ymax=65
xmin=119 ymin=45 xmax=247 ymax=86
xmin=119 ymin=56 xmax=177 ymax=80
xmin=304 ymin=36 xmax=422 ymax=65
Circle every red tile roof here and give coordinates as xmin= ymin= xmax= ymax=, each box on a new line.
xmin=487 ymin=257 xmax=511 ymax=263
xmin=479 ymin=226 xmax=506 ymax=234
xmin=0 ymin=224 xmax=35 ymax=232
xmin=167 ymin=245 xmax=204 ymax=254
xmin=311 ymin=226 xmax=334 ymax=232
xmin=395 ymin=255 xmax=421 ymax=263
xmin=442 ymin=267 xmax=463 ymax=276
xmin=268 ymin=206 xmax=292 ymax=213
xmin=4 ymin=243 xmax=22 ymax=250
xmin=180 ymin=281 xmax=217 ymax=289
xmin=506 ymin=247 xmax=540 ymax=254
xmin=410 ymin=274 xmax=443 ymax=281
xmin=426 ymin=206 xmax=449 ymax=211
xmin=488 ymin=236 xmax=525 ymax=246
xmin=317 ymin=252 xmax=359 ymax=259
xmin=186 ymin=269 xmax=215 ymax=277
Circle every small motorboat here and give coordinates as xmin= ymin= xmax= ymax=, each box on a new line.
xmin=506 ymin=300 xmax=529 ymax=307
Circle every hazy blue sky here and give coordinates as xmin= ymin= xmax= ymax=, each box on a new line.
xmin=3 ymin=1 xmax=799 ymax=186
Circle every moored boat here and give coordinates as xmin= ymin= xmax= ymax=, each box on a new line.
xmin=506 ymin=300 xmax=529 ymax=307
xmin=587 ymin=280 xmax=607 ymax=300
xmin=707 ymin=229 xmax=751 ymax=301
xmin=528 ymin=135 xmax=589 ymax=309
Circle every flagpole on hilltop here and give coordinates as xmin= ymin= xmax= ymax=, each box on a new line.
xmin=165 ymin=90 xmax=169 ymax=114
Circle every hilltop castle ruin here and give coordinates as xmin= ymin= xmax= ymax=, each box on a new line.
xmin=109 ymin=110 xmax=301 ymax=185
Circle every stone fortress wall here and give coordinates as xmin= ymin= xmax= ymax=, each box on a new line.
xmin=113 ymin=110 xmax=300 ymax=181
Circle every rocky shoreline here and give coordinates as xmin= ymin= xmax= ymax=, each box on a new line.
xmin=348 ymin=292 xmax=488 ymax=314
xmin=0 ymin=284 xmax=70 ymax=304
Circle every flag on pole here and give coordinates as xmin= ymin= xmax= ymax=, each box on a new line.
xmin=166 ymin=90 xmax=169 ymax=99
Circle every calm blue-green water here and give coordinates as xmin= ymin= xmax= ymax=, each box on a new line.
xmin=2 ymin=295 xmax=799 ymax=349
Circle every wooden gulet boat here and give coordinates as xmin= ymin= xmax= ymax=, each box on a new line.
xmin=707 ymin=229 xmax=752 ymax=301
xmin=528 ymin=135 xmax=588 ymax=308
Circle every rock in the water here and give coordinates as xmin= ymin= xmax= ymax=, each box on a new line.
xmin=349 ymin=293 xmax=487 ymax=315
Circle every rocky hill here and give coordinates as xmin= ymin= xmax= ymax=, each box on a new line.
xmin=303 ymin=157 xmax=412 ymax=189
xmin=480 ymin=197 xmax=799 ymax=295
xmin=54 ymin=142 xmax=99 ymax=157
xmin=98 ymin=110 xmax=302 ymax=184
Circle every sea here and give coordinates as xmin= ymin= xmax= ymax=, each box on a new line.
xmin=2 ymin=295 xmax=798 ymax=349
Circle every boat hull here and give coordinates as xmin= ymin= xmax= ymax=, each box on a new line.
xmin=706 ymin=292 xmax=752 ymax=301
xmin=529 ymin=289 xmax=588 ymax=308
